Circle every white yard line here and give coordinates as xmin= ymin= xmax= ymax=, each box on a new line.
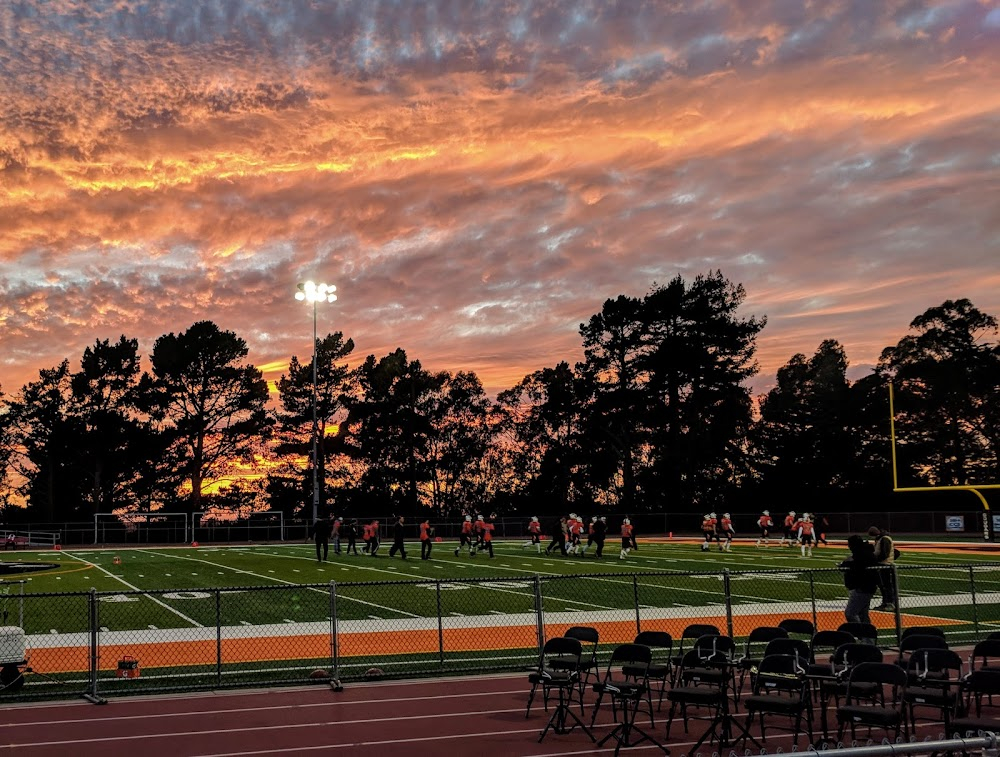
xmin=134 ymin=549 xmax=420 ymax=619
xmin=62 ymin=551 xmax=202 ymax=627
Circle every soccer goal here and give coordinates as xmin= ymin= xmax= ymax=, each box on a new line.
xmin=94 ymin=512 xmax=189 ymax=545
xmin=248 ymin=510 xmax=285 ymax=542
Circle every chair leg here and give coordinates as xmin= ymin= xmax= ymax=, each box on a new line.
xmin=526 ymin=682 xmax=538 ymax=718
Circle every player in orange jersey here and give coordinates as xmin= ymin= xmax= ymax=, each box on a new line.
xmin=797 ymin=514 xmax=815 ymax=557
xmin=755 ymin=510 xmax=773 ymax=547
xmin=523 ymin=516 xmax=542 ymax=553
xmin=455 ymin=515 xmax=474 ymax=556
xmin=780 ymin=511 xmax=797 ymax=546
xmin=620 ymin=517 xmax=634 ymax=559
xmin=719 ymin=513 xmax=735 ymax=552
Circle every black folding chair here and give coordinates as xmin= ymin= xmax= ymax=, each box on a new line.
xmin=527 ymin=637 xmax=586 ymax=719
xmin=836 ymin=662 xmax=909 ymax=743
xmin=806 ymin=630 xmax=856 ymax=678
xmin=553 ymin=626 xmax=600 ymax=702
xmin=953 ymin=669 xmax=1000 ymax=736
xmin=895 ymin=633 xmax=949 ymax=670
xmin=838 ymin=621 xmax=879 ymax=646
xmin=592 ymin=643 xmax=668 ymax=755
xmin=742 ymin=653 xmax=814 ymax=748
xmin=903 ymin=647 xmax=963 ymax=734
xmin=738 ymin=626 xmax=788 ymax=695
xmin=778 ymin=618 xmax=816 ymax=640
xmin=530 ymin=637 xmax=596 ymax=744
xmin=628 ymin=630 xmax=672 ymax=717
xmin=666 ymin=649 xmax=730 ymax=738
xmin=670 ymin=623 xmax=720 ymax=684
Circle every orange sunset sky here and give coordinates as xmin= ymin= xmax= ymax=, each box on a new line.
xmin=2 ymin=0 xmax=999 ymax=399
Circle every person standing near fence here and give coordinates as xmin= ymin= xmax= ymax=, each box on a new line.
xmin=869 ymin=526 xmax=897 ymax=611
xmin=840 ymin=534 xmax=877 ymax=624
xmin=311 ymin=515 xmax=332 ymax=562
xmin=388 ymin=515 xmax=407 ymax=559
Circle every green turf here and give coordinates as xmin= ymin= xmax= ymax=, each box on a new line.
xmin=4 ymin=538 xmax=1000 ymax=635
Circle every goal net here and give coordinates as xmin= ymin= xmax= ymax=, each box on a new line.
xmin=94 ymin=512 xmax=189 ymax=545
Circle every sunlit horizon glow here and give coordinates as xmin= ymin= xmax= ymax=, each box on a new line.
xmin=2 ymin=1 xmax=999 ymax=401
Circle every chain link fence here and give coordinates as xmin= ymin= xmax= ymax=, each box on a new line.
xmin=1 ymin=563 xmax=995 ymax=703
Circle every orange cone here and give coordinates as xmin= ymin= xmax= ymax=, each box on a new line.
xmin=191 ymin=541 xmax=199 ymax=547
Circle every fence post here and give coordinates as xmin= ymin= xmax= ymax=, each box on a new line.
xmin=436 ymin=581 xmax=445 ymax=667
xmin=970 ymin=566 xmax=980 ymax=640
xmin=808 ymin=570 xmax=818 ymax=630
xmin=723 ymin=569 xmax=734 ymax=638
xmin=891 ymin=566 xmax=902 ymax=645
xmin=83 ymin=588 xmax=106 ymax=704
xmin=632 ymin=575 xmax=641 ymax=634
xmin=330 ymin=581 xmax=339 ymax=681
xmin=215 ymin=589 xmax=223 ymax=686
xmin=533 ymin=575 xmax=545 ymax=657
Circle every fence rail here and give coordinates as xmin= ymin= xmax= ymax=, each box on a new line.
xmin=4 ymin=509 xmax=998 ymax=546
xmin=2 ymin=563 xmax=999 ymax=703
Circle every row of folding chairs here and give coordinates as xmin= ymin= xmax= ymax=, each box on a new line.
xmin=527 ymin=622 xmax=999 ymax=750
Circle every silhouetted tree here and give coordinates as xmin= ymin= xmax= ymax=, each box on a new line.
xmin=497 ymin=361 xmax=587 ymax=511
xmin=342 ymin=349 xmax=444 ymax=516
xmin=641 ymin=272 xmax=765 ymax=509
xmin=424 ymin=370 xmax=495 ymax=514
xmin=69 ymin=336 xmax=163 ymax=514
xmin=6 ymin=362 xmax=84 ymax=521
xmin=577 ymin=294 xmax=654 ymax=509
xmin=143 ymin=321 xmax=269 ymax=512
xmin=878 ymin=299 xmax=1000 ymax=486
xmin=276 ymin=331 xmax=356 ymax=516
xmin=754 ymin=339 xmax=855 ymax=493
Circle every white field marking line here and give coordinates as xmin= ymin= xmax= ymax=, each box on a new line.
xmin=5 ymin=687 xmax=529 ymax=727
xmin=500 ymin=549 xmax=790 ymax=606
xmin=61 ymin=551 xmax=202 ymax=627
xmin=134 ymin=549 xmax=419 ymax=619
xmin=15 ymin=707 xmax=529 ymax=748
xmin=271 ymin=546 xmax=620 ymax=612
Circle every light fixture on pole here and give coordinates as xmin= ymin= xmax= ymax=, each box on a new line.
xmin=295 ymin=281 xmax=338 ymax=525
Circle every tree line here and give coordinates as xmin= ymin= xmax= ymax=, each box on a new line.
xmin=1 ymin=270 xmax=998 ymax=524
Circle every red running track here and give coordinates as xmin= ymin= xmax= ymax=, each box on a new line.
xmin=2 ymin=673 xmax=952 ymax=757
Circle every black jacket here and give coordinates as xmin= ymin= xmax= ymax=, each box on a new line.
xmin=840 ymin=537 xmax=878 ymax=593
xmin=312 ymin=519 xmax=332 ymax=540
xmin=393 ymin=521 xmax=406 ymax=541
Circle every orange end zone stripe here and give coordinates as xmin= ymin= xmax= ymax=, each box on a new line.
xmin=28 ymin=610 xmax=962 ymax=675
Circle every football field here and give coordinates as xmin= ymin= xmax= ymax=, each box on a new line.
xmin=4 ymin=537 xmax=1000 ymax=633
xmin=4 ymin=536 xmax=1000 ymax=697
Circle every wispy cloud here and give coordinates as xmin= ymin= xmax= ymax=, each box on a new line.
xmin=1 ymin=0 xmax=998 ymax=397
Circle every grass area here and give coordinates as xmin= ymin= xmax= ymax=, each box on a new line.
xmin=4 ymin=537 xmax=1000 ymax=636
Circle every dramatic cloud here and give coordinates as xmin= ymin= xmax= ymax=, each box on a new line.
xmin=1 ymin=0 xmax=998 ymax=399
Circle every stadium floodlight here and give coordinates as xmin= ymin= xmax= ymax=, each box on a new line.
xmin=295 ymin=281 xmax=337 ymax=525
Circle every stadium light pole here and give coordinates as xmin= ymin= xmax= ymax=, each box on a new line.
xmin=295 ymin=281 xmax=337 ymax=525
